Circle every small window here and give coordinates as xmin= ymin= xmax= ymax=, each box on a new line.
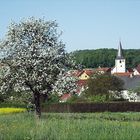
xmin=120 ymin=65 xmax=122 ymax=67
xmin=120 ymin=60 xmax=121 ymax=63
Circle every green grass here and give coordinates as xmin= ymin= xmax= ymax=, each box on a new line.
xmin=0 ymin=112 xmax=140 ymax=140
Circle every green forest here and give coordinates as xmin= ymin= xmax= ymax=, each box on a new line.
xmin=73 ymin=49 xmax=140 ymax=68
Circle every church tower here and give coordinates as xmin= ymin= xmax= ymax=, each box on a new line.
xmin=111 ymin=42 xmax=126 ymax=74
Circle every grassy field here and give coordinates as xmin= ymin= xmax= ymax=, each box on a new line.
xmin=0 ymin=112 xmax=140 ymax=140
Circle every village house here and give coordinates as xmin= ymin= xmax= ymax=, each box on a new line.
xmin=61 ymin=42 xmax=140 ymax=102
xmin=133 ymin=64 xmax=140 ymax=75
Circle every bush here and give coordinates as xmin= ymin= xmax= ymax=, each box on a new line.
xmin=67 ymin=95 xmax=88 ymax=103
xmin=0 ymin=102 xmax=26 ymax=108
xmin=86 ymin=73 xmax=124 ymax=100
xmin=87 ymin=95 xmax=107 ymax=103
xmin=67 ymin=94 xmax=113 ymax=103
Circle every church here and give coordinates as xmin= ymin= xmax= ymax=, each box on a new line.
xmin=111 ymin=42 xmax=140 ymax=77
xmin=110 ymin=42 xmax=140 ymax=102
xmin=111 ymin=42 xmax=126 ymax=74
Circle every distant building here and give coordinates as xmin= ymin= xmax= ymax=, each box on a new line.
xmin=96 ymin=67 xmax=111 ymax=74
xmin=116 ymin=75 xmax=140 ymax=102
xmin=133 ymin=64 xmax=140 ymax=75
xmin=77 ymin=69 xmax=93 ymax=80
xmin=111 ymin=42 xmax=126 ymax=74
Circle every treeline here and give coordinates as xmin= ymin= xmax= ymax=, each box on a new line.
xmin=73 ymin=49 xmax=140 ymax=68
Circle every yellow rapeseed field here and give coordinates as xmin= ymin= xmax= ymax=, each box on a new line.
xmin=0 ymin=108 xmax=26 ymax=114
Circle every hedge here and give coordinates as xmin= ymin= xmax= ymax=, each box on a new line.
xmin=0 ymin=103 xmax=26 ymax=108
xmin=41 ymin=102 xmax=140 ymax=113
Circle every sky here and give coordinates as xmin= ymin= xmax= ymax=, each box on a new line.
xmin=0 ymin=0 xmax=140 ymax=52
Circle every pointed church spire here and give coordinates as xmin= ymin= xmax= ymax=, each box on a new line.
xmin=116 ymin=41 xmax=124 ymax=59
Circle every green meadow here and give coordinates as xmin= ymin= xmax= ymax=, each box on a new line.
xmin=0 ymin=112 xmax=140 ymax=140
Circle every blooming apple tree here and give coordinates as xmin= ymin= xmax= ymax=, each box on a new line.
xmin=52 ymin=71 xmax=79 ymax=96
xmin=0 ymin=17 xmax=77 ymax=117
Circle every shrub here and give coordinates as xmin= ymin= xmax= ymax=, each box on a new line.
xmin=67 ymin=94 xmax=88 ymax=103
xmin=0 ymin=102 xmax=26 ymax=108
xmin=87 ymin=95 xmax=107 ymax=102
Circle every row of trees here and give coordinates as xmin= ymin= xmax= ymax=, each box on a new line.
xmin=73 ymin=49 xmax=140 ymax=68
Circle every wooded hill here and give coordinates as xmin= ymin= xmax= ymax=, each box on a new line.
xmin=73 ymin=49 xmax=140 ymax=68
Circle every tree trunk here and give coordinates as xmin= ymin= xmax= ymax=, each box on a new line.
xmin=41 ymin=94 xmax=48 ymax=103
xmin=34 ymin=91 xmax=41 ymax=118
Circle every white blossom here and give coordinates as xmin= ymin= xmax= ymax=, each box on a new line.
xmin=0 ymin=17 xmax=77 ymax=98
xmin=52 ymin=71 xmax=78 ymax=96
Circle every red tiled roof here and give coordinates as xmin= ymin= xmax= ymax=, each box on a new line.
xmin=127 ymin=68 xmax=134 ymax=73
xmin=113 ymin=72 xmax=131 ymax=76
xmin=136 ymin=64 xmax=140 ymax=73
xmin=77 ymin=80 xmax=88 ymax=86
xmin=84 ymin=69 xmax=94 ymax=76
xmin=60 ymin=94 xmax=71 ymax=100
xmin=72 ymin=70 xmax=84 ymax=77
xmin=73 ymin=69 xmax=94 ymax=77
xmin=77 ymin=70 xmax=85 ymax=77
xmin=96 ymin=67 xmax=111 ymax=72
